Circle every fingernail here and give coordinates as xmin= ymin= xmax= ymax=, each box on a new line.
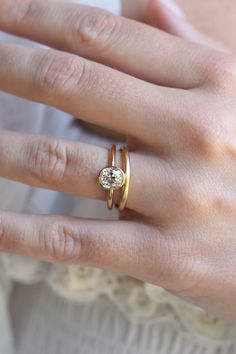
xmin=159 ymin=0 xmax=185 ymax=19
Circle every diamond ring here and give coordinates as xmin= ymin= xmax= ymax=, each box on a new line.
xmin=98 ymin=145 xmax=130 ymax=211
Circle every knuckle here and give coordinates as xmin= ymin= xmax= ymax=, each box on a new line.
xmin=203 ymin=53 xmax=236 ymax=89
xmin=212 ymin=194 xmax=232 ymax=214
xmin=3 ymin=0 xmax=36 ymax=25
xmin=181 ymin=110 xmax=229 ymax=159
xmin=169 ymin=177 xmax=208 ymax=216
xmin=190 ymin=124 xmax=221 ymax=159
xmin=39 ymin=222 xmax=80 ymax=262
xmin=36 ymin=52 xmax=89 ymax=99
xmin=27 ymin=137 xmax=69 ymax=185
xmin=74 ymin=8 xmax=121 ymax=47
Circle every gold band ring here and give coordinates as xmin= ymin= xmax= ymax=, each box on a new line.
xmin=107 ymin=144 xmax=116 ymax=209
xmin=116 ymin=147 xmax=131 ymax=211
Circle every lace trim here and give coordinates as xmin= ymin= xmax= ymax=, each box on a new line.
xmin=48 ymin=264 xmax=236 ymax=347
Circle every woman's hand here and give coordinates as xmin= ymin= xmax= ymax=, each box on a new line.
xmin=0 ymin=0 xmax=236 ymax=323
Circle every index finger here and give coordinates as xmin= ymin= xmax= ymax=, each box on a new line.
xmin=0 ymin=41 xmax=187 ymax=149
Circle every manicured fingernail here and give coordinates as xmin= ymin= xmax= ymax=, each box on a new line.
xmin=159 ymin=0 xmax=185 ymax=18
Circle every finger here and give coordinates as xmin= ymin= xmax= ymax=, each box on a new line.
xmin=0 ymin=0 xmax=217 ymax=88
xmin=121 ymin=0 xmax=149 ymax=20
xmin=0 ymin=211 xmax=183 ymax=288
xmin=0 ymin=130 xmax=211 ymax=222
xmin=145 ymin=0 xmax=229 ymax=52
xmin=0 ymin=130 xmax=108 ymax=202
xmin=0 ymin=42 xmax=189 ymax=149
xmin=0 ymin=130 xmax=175 ymax=219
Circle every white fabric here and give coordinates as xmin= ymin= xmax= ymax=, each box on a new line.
xmin=0 ymin=0 xmax=236 ymax=353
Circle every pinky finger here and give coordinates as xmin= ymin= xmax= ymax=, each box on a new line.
xmin=0 ymin=211 xmax=173 ymax=286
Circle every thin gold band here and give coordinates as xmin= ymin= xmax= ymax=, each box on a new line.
xmin=116 ymin=147 xmax=131 ymax=212
xmin=107 ymin=144 xmax=116 ymax=210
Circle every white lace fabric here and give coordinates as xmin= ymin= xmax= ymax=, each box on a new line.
xmin=2 ymin=256 xmax=236 ymax=351
xmin=48 ymin=265 xmax=236 ymax=345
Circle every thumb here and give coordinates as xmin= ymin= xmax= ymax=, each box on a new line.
xmin=145 ymin=0 xmax=229 ymax=52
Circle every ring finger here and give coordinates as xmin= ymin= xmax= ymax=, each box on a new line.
xmin=0 ymin=130 xmax=184 ymax=220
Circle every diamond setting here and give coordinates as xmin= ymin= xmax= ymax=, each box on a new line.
xmin=99 ymin=167 xmax=125 ymax=190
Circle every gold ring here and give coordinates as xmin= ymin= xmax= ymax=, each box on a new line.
xmin=98 ymin=145 xmax=130 ymax=211
xmin=116 ymin=147 xmax=131 ymax=211
xmin=107 ymin=144 xmax=116 ymax=209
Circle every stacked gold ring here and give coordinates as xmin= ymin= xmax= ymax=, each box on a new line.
xmin=98 ymin=145 xmax=130 ymax=211
xmin=107 ymin=144 xmax=116 ymax=210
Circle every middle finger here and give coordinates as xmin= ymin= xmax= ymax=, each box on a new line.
xmin=0 ymin=41 xmax=189 ymax=150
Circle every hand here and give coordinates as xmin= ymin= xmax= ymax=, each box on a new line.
xmin=0 ymin=0 xmax=236 ymax=323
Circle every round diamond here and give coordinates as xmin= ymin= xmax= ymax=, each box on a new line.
xmin=99 ymin=167 xmax=125 ymax=190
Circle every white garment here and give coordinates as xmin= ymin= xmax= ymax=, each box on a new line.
xmin=0 ymin=1 xmax=236 ymax=353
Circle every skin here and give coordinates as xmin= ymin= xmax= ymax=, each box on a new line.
xmin=123 ymin=0 xmax=236 ymax=52
xmin=178 ymin=0 xmax=236 ymax=52
xmin=0 ymin=0 xmax=236 ymax=324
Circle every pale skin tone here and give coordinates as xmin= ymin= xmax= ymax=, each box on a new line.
xmin=1 ymin=0 xmax=236 ymax=324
